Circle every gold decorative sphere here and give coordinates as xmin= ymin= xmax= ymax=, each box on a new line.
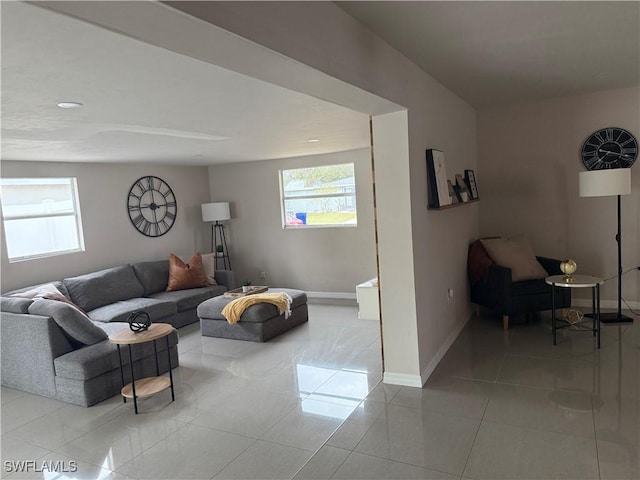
xmin=560 ymin=259 xmax=577 ymax=282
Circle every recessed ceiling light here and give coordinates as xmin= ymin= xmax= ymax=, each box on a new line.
xmin=308 ymin=139 xmax=320 ymax=143
xmin=57 ymin=102 xmax=83 ymax=109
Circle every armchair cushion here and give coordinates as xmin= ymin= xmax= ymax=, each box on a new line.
xmin=480 ymin=235 xmax=547 ymax=281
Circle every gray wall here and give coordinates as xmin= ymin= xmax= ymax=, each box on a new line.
xmin=1 ymin=161 xmax=211 ymax=291
xmin=478 ymin=86 xmax=640 ymax=306
xmin=207 ymin=148 xmax=377 ymax=293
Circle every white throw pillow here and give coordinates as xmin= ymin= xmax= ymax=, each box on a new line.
xmin=200 ymin=253 xmax=218 ymax=285
xmin=480 ymin=235 xmax=548 ymax=282
xmin=10 ymin=283 xmax=63 ymax=299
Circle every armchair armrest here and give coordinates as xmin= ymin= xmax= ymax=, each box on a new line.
xmin=470 ymin=263 xmax=513 ymax=314
xmin=536 ymin=256 xmax=562 ymax=276
xmin=486 ymin=263 xmax=513 ymax=303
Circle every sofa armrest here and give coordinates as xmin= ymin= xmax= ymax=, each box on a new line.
xmin=1 ymin=312 xmax=74 ymax=397
xmin=215 ymin=270 xmax=235 ymax=291
xmin=536 ymin=256 xmax=562 ymax=276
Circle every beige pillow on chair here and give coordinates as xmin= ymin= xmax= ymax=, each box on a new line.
xmin=480 ymin=235 xmax=548 ymax=281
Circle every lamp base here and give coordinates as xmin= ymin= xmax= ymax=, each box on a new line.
xmin=586 ymin=312 xmax=634 ymax=325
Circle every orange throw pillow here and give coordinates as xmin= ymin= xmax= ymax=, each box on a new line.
xmin=166 ymin=253 xmax=208 ymax=291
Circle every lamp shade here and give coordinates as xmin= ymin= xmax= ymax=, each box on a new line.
xmin=201 ymin=202 xmax=230 ymax=222
xmin=579 ymin=169 xmax=631 ymax=197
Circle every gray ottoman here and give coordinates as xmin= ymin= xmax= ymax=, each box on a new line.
xmin=197 ymin=288 xmax=308 ymax=342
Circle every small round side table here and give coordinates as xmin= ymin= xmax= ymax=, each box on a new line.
xmin=545 ymin=274 xmax=603 ymax=349
xmin=109 ymin=323 xmax=176 ymax=414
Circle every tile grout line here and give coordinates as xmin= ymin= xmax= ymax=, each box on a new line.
xmin=457 ymin=354 xmax=499 ymax=480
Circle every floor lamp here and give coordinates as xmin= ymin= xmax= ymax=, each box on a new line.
xmin=579 ymin=168 xmax=633 ymax=324
xmin=201 ymin=202 xmax=232 ymax=270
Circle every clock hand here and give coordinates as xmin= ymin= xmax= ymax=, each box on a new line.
xmin=152 ymin=206 xmax=159 ymax=231
xmin=599 ymin=148 xmax=633 ymax=158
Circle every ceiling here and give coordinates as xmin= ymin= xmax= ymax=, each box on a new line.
xmin=0 ymin=1 xmax=370 ymax=165
xmin=2 ymin=2 xmax=638 ymax=165
xmin=338 ymin=1 xmax=640 ymax=108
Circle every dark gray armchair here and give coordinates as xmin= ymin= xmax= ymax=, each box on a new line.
xmin=467 ymin=240 xmax=571 ymax=329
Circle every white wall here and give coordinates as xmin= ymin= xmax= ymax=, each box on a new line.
xmin=207 ymin=148 xmax=377 ymax=293
xmin=174 ymin=2 xmax=479 ymax=384
xmin=1 ymin=161 xmax=211 ymax=291
xmin=478 ymin=87 xmax=640 ymax=306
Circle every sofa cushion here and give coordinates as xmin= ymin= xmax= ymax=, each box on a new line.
xmin=64 ymin=266 xmax=145 ymax=312
xmin=480 ymin=236 xmax=548 ymax=282
xmin=54 ymin=327 xmax=178 ymax=381
xmin=28 ymin=299 xmax=107 ymax=345
xmin=149 ymin=285 xmax=225 ymax=312
xmin=0 ymin=296 xmax=33 ymax=314
xmin=88 ymin=298 xmax=177 ymax=323
xmin=166 ymin=253 xmax=208 ymax=291
xmin=131 ymin=260 xmax=169 ymax=296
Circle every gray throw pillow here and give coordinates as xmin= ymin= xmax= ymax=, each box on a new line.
xmin=28 ymin=299 xmax=107 ymax=345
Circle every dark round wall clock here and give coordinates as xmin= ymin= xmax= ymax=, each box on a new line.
xmin=127 ymin=176 xmax=177 ymax=237
xmin=581 ymin=127 xmax=637 ymax=170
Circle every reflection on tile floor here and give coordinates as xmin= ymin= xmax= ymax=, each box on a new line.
xmin=1 ymin=306 xmax=638 ymax=479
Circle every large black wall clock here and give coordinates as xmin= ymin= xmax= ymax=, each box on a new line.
xmin=127 ymin=176 xmax=177 ymax=237
xmin=581 ymin=127 xmax=638 ymax=170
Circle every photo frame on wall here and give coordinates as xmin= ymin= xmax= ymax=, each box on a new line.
xmin=455 ymin=174 xmax=470 ymax=202
xmin=426 ymin=149 xmax=451 ymax=208
xmin=464 ymin=169 xmax=479 ymax=199
xmin=448 ymin=180 xmax=461 ymax=204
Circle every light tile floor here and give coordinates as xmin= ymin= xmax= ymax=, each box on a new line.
xmin=1 ymin=305 xmax=638 ymax=479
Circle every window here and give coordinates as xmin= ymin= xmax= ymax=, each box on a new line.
xmin=280 ymin=163 xmax=357 ymax=228
xmin=0 ymin=178 xmax=85 ymax=262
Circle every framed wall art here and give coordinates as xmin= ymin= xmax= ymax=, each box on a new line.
xmin=426 ymin=149 xmax=451 ymax=208
xmin=455 ymin=174 xmax=470 ymax=202
xmin=464 ymin=169 xmax=479 ymax=200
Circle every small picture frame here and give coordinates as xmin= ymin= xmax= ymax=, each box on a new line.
xmin=464 ymin=169 xmax=479 ymax=199
xmin=448 ymin=180 xmax=461 ymax=204
xmin=455 ymin=174 xmax=470 ymax=202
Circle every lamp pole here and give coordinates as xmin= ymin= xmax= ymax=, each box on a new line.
xmin=600 ymin=194 xmax=632 ymax=324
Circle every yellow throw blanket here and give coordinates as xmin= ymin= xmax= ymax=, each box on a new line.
xmin=222 ymin=292 xmax=293 ymax=325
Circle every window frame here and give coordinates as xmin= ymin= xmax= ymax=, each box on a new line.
xmin=279 ymin=163 xmax=358 ymax=229
xmin=0 ymin=177 xmax=86 ymax=262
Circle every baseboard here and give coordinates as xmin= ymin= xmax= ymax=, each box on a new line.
xmin=382 ymin=312 xmax=471 ymax=389
xmin=419 ymin=313 xmax=470 ymax=386
xmin=572 ymin=299 xmax=640 ymax=310
xmin=306 ymin=291 xmax=356 ymax=300
xmin=382 ymin=372 xmax=423 ymax=388
xmin=306 ymin=291 xmax=357 ymax=306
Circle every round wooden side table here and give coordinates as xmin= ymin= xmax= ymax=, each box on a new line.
xmin=109 ymin=323 xmax=175 ymax=414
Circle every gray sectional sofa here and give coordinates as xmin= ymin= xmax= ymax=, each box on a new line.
xmin=0 ymin=260 xmax=234 ymax=406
